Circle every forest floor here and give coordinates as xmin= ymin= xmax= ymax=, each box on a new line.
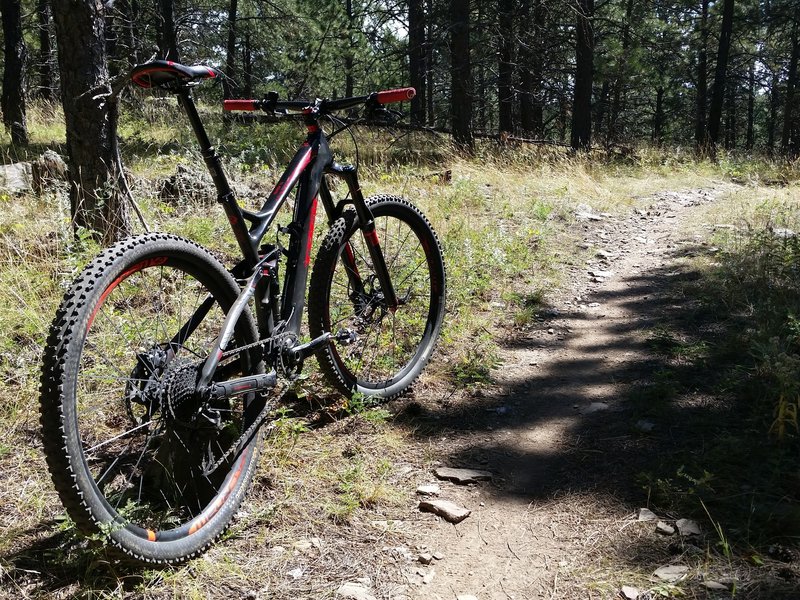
xmin=2 ymin=151 xmax=800 ymax=599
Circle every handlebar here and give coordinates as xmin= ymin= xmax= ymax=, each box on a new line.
xmin=223 ymin=87 xmax=416 ymax=114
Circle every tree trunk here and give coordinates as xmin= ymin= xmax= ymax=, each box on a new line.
xmin=118 ymin=0 xmax=141 ymax=68
xmin=519 ymin=0 xmax=545 ymax=136
xmin=497 ymin=0 xmax=514 ymax=135
xmin=1 ymin=0 xmax=29 ymax=145
xmin=344 ymin=0 xmax=354 ymax=98
xmin=409 ymin=0 xmax=426 ymax=125
xmin=707 ymin=0 xmax=735 ymax=150
xmin=52 ymin=0 xmax=130 ymax=242
xmin=782 ymin=9 xmax=800 ymax=155
xmin=746 ymin=61 xmax=755 ymax=150
xmin=694 ymin=0 xmax=709 ymax=152
xmin=594 ymin=79 xmax=609 ymax=141
xmin=37 ymin=0 xmax=55 ymax=101
xmin=223 ymin=0 xmax=238 ymax=99
xmin=767 ymin=70 xmax=779 ymax=152
xmin=652 ymin=85 xmax=664 ymax=145
xmin=608 ymin=0 xmax=634 ymax=144
xmin=425 ymin=0 xmax=435 ymax=126
xmin=157 ymin=0 xmax=179 ymax=61
xmin=724 ymin=78 xmax=736 ymax=150
xmin=243 ymin=30 xmax=253 ymax=98
xmin=570 ymin=0 xmax=594 ymax=151
xmin=450 ymin=0 xmax=473 ymax=150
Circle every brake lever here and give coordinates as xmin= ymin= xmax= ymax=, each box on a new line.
xmin=364 ymin=106 xmax=403 ymax=126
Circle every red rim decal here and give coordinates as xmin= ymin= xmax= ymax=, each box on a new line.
xmin=86 ymin=257 xmax=169 ymax=331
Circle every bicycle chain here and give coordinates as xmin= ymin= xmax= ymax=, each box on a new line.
xmin=220 ymin=337 xmax=270 ymax=359
xmin=201 ymin=386 xmax=288 ymax=476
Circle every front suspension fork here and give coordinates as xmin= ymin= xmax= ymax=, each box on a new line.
xmin=325 ymin=165 xmax=399 ymax=310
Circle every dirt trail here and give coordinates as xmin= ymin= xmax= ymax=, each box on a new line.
xmin=399 ymin=187 xmax=731 ymax=600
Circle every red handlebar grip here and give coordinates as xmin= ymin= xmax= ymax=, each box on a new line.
xmin=376 ymin=88 xmax=416 ymax=104
xmin=223 ymin=99 xmax=258 ymax=111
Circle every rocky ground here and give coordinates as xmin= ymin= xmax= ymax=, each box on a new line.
xmin=330 ymin=186 xmax=800 ymax=600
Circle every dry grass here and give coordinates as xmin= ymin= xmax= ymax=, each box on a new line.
xmin=3 ymin=104 xmax=797 ymax=597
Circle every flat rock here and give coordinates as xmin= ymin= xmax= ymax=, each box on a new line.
xmin=701 ymin=581 xmax=728 ymax=590
xmin=653 ymin=565 xmax=688 ymax=582
xmin=0 ymin=162 xmax=32 ymax=193
xmin=584 ymin=402 xmax=609 ymax=414
xmin=676 ymin=518 xmax=701 ymax=536
xmin=588 ymin=270 xmax=615 ymax=278
xmin=416 ymin=484 xmax=441 ymax=495
xmin=637 ymin=507 xmax=658 ymax=521
xmin=418 ymin=553 xmax=433 ymax=565
xmin=433 ymin=467 xmax=492 ymax=484
xmin=422 ymin=569 xmax=435 ymax=584
xmin=335 ymin=582 xmax=377 ymax=600
xmin=636 ymin=419 xmax=655 ymax=432
xmin=772 ymin=228 xmax=796 ymax=238
xmin=576 ymin=211 xmax=604 ymax=222
xmin=419 ymin=499 xmax=471 ymax=523
xmin=656 ymin=521 xmax=675 ymax=536
xmin=621 ymin=586 xmax=639 ymax=600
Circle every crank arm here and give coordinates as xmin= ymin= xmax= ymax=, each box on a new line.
xmin=287 ymin=329 xmax=356 ymax=363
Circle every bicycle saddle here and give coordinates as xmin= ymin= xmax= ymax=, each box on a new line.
xmin=131 ymin=60 xmax=219 ymax=88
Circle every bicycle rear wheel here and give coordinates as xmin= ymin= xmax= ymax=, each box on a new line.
xmin=40 ymin=233 xmax=263 ymax=563
xmin=308 ymin=196 xmax=446 ymax=400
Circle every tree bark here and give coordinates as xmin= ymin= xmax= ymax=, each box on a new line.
xmin=450 ymin=0 xmax=473 ymax=150
xmin=243 ymin=30 xmax=253 ymax=98
xmin=497 ymin=0 xmax=514 ymax=135
xmin=707 ymin=0 xmax=735 ymax=150
xmin=570 ymin=0 xmax=594 ymax=151
xmin=608 ymin=0 xmax=634 ymax=143
xmin=344 ymin=0 xmax=355 ymax=98
xmin=426 ymin=0 xmax=435 ymax=126
xmin=782 ymin=8 xmax=800 ymax=155
xmin=1 ymin=0 xmax=29 ymax=145
xmin=724 ymin=78 xmax=736 ymax=149
xmin=694 ymin=0 xmax=709 ymax=152
xmin=157 ymin=0 xmax=179 ymax=61
xmin=118 ymin=0 xmax=140 ymax=68
xmin=767 ymin=70 xmax=779 ymax=152
xmin=409 ymin=0 xmax=427 ymax=125
xmin=594 ymin=79 xmax=609 ymax=141
xmin=652 ymin=85 xmax=664 ymax=145
xmin=37 ymin=0 xmax=55 ymax=102
xmin=52 ymin=0 xmax=130 ymax=242
xmin=746 ymin=60 xmax=755 ymax=150
xmin=223 ymin=0 xmax=238 ymax=99
xmin=519 ymin=0 xmax=545 ymax=136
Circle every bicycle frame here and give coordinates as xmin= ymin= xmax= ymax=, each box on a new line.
xmin=173 ymin=88 xmax=397 ymax=390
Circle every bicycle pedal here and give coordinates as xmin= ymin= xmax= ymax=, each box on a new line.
xmin=334 ymin=328 xmax=358 ymax=345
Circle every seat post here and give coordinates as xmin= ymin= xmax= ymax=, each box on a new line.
xmin=176 ymin=88 xmax=258 ymax=264
xmin=176 ymin=88 xmax=232 ymax=198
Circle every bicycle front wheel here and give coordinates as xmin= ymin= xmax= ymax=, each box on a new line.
xmin=309 ymin=195 xmax=446 ymax=400
xmin=40 ymin=233 xmax=263 ymax=563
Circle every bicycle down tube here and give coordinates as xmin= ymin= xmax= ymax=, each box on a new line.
xmin=178 ymin=87 xmax=399 ymax=342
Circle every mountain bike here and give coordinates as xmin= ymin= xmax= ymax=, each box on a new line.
xmin=39 ymin=60 xmax=446 ymax=564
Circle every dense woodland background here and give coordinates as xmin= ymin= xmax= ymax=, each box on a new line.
xmin=1 ymin=0 xmax=800 ymax=151
xmin=1 ymin=0 xmax=800 ymax=239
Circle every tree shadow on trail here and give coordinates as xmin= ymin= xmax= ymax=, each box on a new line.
xmin=396 ymin=241 xmax=800 ymax=579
